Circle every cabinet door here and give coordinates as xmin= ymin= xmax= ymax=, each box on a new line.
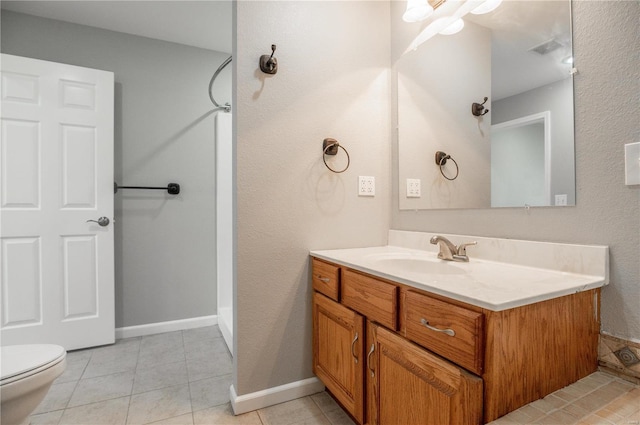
xmin=313 ymin=292 xmax=364 ymax=423
xmin=369 ymin=324 xmax=482 ymax=425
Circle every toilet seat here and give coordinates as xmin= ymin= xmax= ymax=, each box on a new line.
xmin=1 ymin=345 xmax=66 ymax=385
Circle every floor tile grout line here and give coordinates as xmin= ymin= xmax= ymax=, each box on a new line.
xmin=256 ymin=407 xmax=267 ymax=425
xmin=188 ymin=378 xmax=196 ymax=422
xmin=308 ymin=393 xmax=337 ymax=424
xmin=59 ymin=372 xmax=83 ymax=414
xmin=124 ymin=393 xmax=133 ymax=425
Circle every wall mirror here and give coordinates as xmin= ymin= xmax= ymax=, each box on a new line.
xmin=393 ymin=0 xmax=575 ymax=210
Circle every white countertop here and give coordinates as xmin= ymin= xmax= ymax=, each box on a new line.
xmin=311 ymin=240 xmax=608 ymax=311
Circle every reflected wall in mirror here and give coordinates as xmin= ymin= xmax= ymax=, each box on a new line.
xmin=394 ymin=0 xmax=575 ymax=210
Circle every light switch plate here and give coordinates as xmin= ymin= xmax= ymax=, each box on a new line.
xmin=625 ymin=142 xmax=640 ymax=185
xmin=358 ymin=176 xmax=375 ymax=196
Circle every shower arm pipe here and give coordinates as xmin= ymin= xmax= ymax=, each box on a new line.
xmin=209 ymin=55 xmax=232 ymax=112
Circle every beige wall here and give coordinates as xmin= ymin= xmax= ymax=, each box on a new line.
xmin=392 ymin=1 xmax=640 ymax=341
xmin=234 ymin=1 xmax=391 ymax=394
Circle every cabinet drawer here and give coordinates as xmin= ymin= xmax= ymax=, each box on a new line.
xmin=403 ymin=290 xmax=484 ymax=375
xmin=341 ymin=269 xmax=398 ymax=330
xmin=312 ymin=259 xmax=340 ymax=301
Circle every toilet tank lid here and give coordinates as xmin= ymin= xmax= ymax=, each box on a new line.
xmin=1 ymin=344 xmax=66 ymax=380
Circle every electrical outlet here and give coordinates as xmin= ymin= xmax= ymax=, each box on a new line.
xmin=406 ymin=178 xmax=421 ymax=198
xmin=625 ymin=142 xmax=640 ymax=185
xmin=555 ymin=194 xmax=567 ymax=206
xmin=358 ymin=176 xmax=375 ymax=196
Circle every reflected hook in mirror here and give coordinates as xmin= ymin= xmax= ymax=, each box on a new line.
xmin=472 ymin=96 xmax=490 ymax=116
xmin=435 ymin=151 xmax=459 ymax=181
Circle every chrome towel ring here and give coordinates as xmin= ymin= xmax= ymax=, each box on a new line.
xmin=323 ymin=138 xmax=350 ymax=174
xmin=435 ymin=151 xmax=459 ymax=181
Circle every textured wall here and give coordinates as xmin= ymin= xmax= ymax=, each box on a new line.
xmin=1 ymin=11 xmax=232 ymax=327
xmin=234 ymin=1 xmax=390 ymax=395
xmin=391 ymin=1 xmax=640 ymax=341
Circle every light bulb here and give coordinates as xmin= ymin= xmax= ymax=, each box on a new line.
xmin=403 ymin=0 xmax=434 ymax=23
xmin=470 ymin=0 xmax=503 ymax=15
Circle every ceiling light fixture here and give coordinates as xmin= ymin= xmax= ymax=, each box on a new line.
xmin=403 ymin=0 xmax=434 ymax=23
xmin=437 ymin=18 xmax=465 ymax=35
xmin=470 ymin=0 xmax=503 ymax=15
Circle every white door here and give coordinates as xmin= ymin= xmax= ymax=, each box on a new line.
xmin=0 ymin=54 xmax=115 ymax=350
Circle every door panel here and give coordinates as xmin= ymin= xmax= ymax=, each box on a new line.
xmin=1 ymin=237 xmax=42 ymax=327
xmin=1 ymin=119 xmax=40 ymax=208
xmin=62 ymin=235 xmax=98 ymax=319
xmin=0 ymin=54 xmax=114 ymax=350
xmin=61 ymin=124 xmax=97 ymax=208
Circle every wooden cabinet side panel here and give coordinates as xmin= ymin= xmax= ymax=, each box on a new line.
xmin=313 ymin=292 xmax=365 ymax=423
xmin=483 ymin=289 xmax=600 ymax=423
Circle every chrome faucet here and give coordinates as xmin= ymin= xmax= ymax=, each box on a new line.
xmin=430 ymin=235 xmax=477 ymax=262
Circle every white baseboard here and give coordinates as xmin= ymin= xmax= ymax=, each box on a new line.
xmin=230 ymin=377 xmax=325 ymax=415
xmin=218 ymin=315 xmax=233 ymax=357
xmin=115 ymin=315 xmax=218 ymax=339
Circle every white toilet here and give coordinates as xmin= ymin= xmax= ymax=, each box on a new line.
xmin=1 ymin=344 xmax=67 ymax=425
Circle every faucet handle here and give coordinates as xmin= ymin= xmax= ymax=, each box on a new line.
xmin=456 ymin=241 xmax=477 ymax=256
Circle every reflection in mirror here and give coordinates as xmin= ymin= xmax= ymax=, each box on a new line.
xmin=394 ymin=0 xmax=575 ymax=210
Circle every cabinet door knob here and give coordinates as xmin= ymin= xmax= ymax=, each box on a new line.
xmin=317 ymin=275 xmax=330 ymax=283
xmin=351 ymin=332 xmax=359 ymax=364
xmin=367 ymin=344 xmax=375 ymax=377
xmin=420 ymin=318 xmax=455 ymax=337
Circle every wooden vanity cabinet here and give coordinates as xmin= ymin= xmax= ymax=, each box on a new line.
xmin=312 ymin=291 xmax=365 ymax=423
xmin=312 ymin=258 xmax=340 ymax=301
xmin=403 ymin=289 xmax=484 ymax=375
xmin=367 ymin=322 xmax=483 ymax=425
xmin=311 ymin=259 xmax=600 ymax=425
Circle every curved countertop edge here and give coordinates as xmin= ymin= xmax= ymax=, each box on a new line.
xmin=310 ymin=246 xmax=607 ymax=312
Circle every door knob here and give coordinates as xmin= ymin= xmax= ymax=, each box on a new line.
xmin=86 ymin=217 xmax=110 ymax=227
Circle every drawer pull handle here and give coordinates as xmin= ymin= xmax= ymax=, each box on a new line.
xmin=367 ymin=344 xmax=375 ymax=377
xmin=420 ymin=318 xmax=455 ymax=337
xmin=317 ymin=276 xmax=330 ymax=283
xmin=351 ymin=332 xmax=359 ymax=364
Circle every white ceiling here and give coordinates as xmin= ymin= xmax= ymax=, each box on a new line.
xmin=0 ymin=1 xmax=232 ymax=54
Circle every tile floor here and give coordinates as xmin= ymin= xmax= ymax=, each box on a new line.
xmin=31 ymin=326 xmax=640 ymax=425
xmin=487 ymin=371 xmax=640 ymax=425
xmin=29 ymin=326 xmax=354 ymax=425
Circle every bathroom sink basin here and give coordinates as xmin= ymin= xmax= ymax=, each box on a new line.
xmin=365 ymin=253 xmax=466 ymax=275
